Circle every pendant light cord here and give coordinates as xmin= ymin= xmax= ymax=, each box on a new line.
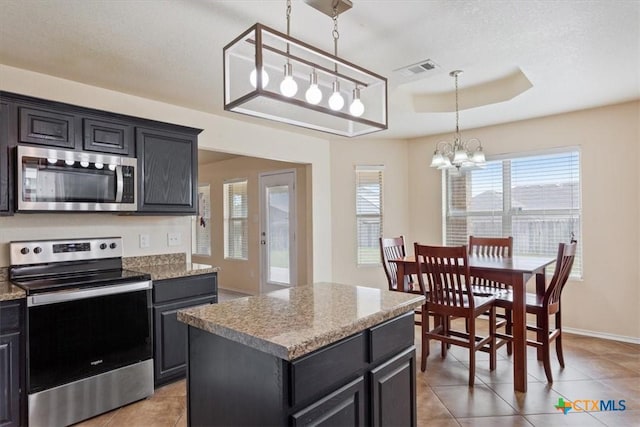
xmin=333 ymin=6 xmax=339 ymax=73
xmin=286 ymin=0 xmax=292 ymax=57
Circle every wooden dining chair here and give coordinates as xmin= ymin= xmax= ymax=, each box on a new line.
xmin=379 ymin=235 xmax=416 ymax=292
xmin=414 ymin=243 xmax=497 ymax=387
xmin=467 ymin=236 xmax=514 ymax=352
xmin=380 ymin=236 xmax=425 ymax=328
xmin=497 ymin=241 xmax=577 ymax=382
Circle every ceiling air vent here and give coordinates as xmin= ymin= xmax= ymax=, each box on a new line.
xmin=395 ymin=59 xmax=439 ymax=77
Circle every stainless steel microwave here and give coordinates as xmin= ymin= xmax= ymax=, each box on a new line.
xmin=17 ymin=145 xmax=137 ymax=212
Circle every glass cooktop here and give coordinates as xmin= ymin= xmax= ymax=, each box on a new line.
xmin=12 ymin=269 xmax=151 ymax=294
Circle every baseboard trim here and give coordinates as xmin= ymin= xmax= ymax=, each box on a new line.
xmin=563 ymin=327 xmax=640 ymax=345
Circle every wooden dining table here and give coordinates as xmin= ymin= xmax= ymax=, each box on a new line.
xmin=389 ymin=254 xmax=556 ymax=392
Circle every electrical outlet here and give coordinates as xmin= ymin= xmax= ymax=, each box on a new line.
xmin=139 ymin=234 xmax=150 ymax=248
xmin=167 ymin=232 xmax=181 ymax=247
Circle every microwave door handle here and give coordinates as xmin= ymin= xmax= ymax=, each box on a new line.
xmin=115 ymin=165 xmax=124 ymax=203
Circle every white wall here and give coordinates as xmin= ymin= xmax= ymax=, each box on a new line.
xmin=330 ymin=138 xmax=411 ymax=289
xmin=0 ymin=64 xmax=332 ymax=281
xmin=409 ymin=101 xmax=640 ymax=341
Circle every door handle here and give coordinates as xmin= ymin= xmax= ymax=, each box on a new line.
xmin=261 ymin=240 xmax=266 ymax=245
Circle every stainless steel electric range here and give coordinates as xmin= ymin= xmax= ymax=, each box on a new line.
xmin=9 ymin=237 xmax=153 ymax=427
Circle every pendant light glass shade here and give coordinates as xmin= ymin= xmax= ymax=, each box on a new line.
xmin=305 ymin=71 xmax=323 ymax=104
xmin=223 ymin=24 xmax=388 ymax=137
xmin=279 ymin=63 xmax=298 ymax=97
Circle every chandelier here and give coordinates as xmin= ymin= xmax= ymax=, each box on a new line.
xmin=429 ymin=70 xmax=486 ymax=170
xmin=223 ymin=0 xmax=388 ymax=137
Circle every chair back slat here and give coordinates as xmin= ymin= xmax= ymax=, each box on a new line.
xmin=415 ymin=244 xmax=472 ymax=309
xmin=544 ymin=241 xmax=577 ymax=308
xmin=380 ymin=236 xmax=407 ymax=291
xmin=468 ymin=236 xmax=513 ymax=257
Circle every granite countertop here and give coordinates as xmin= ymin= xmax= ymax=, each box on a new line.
xmin=129 ymin=262 xmax=220 ymax=281
xmin=122 ymin=253 xmax=220 ymax=281
xmin=178 ymin=282 xmax=425 ymax=361
xmin=0 ymin=268 xmax=25 ymax=302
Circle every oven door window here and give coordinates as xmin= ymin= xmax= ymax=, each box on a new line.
xmin=28 ymin=289 xmax=152 ymax=393
xmin=22 ymin=156 xmax=117 ymax=203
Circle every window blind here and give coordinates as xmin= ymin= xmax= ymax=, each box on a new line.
xmin=355 ymin=165 xmax=383 ymax=265
xmin=445 ymin=149 xmax=582 ymax=277
xmin=193 ymin=184 xmax=211 ymax=256
xmin=223 ymin=179 xmax=248 ymax=260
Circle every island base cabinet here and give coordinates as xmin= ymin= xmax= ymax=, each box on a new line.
xmin=370 ymin=347 xmax=416 ymax=427
xmin=186 ymin=311 xmax=416 ymax=427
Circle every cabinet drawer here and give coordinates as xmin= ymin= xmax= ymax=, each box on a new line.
xmin=19 ymin=106 xmax=75 ymax=148
xmin=369 ymin=312 xmax=414 ymax=364
xmin=290 ymin=333 xmax=366 ymax=407
xmin=0 ymin=300 xmax=22 ymax=333
xmin=153 ymin=273 xmax=217 ymax=304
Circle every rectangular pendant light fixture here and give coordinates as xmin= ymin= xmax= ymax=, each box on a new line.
xmin=223 ymin=23 xmax=388 ymax=137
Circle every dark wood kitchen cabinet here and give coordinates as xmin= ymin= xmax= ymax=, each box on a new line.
xmin=136 ymin=127 xmax=199 ymax=214
xmin=152 ymin=273 xmax=217 ymax=387
xmin=0 ymin=300 xmax=25 ymax=427
xmin=0 ymin=101 xmax=11 ymax=215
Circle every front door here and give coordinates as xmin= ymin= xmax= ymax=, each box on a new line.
xmin=259 ymin=170 xmax=296 ymax=292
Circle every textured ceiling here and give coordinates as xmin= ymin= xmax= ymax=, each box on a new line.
xmin=0 ymin=0 xmax=638 ymax=139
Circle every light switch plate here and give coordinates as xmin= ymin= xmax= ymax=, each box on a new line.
xmin=139 ymin=234 xmax=150 ymax=248
xmin=167 ymin=232 xmax=181 ymax=247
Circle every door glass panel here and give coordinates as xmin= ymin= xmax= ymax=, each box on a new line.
xmin=267 ymin=185 xmax=290 ymax=285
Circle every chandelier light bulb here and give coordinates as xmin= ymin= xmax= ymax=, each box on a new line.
xmin=108 ymin=164 xmax=117 ymax=171
xmin=249 ymin=68 xmax=269 ymax=88
xmin=94 ymin=162 xmax=104 ymax=170
xmin=47 ymin=158 xmax=57 ymax=164
xmin=328 ymin=81 xmax=344 ymax=111
xmin=80 ymin=161 xmax=89 ymax=168
xmin=305 ymin=71 xmax=322 ymax=105
xmin=64 ymin=160 xmax=75 ymax=166
xmin=279 ymin=63 xmax=298 ymax=97
xmin=349 ymin=87 xmax=365 ymax=117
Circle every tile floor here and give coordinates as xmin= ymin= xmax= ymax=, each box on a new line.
xmin=75 ymin=315 xmax=640 ymax=426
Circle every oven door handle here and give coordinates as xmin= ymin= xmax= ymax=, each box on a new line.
xmin=27 ymin=280 xmax=152 ymax=307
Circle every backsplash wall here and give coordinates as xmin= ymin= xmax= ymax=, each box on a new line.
xmin=0 ymin=214 xmax=192 ymax=267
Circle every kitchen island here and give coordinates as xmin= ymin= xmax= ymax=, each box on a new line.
xmin=178 ymin=282 xmax=425 ymax=427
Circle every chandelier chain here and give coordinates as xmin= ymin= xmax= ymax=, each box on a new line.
xmin=286 ymin=0 xmax=291 ymax=36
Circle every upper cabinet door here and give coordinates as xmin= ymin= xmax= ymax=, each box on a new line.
xmin=136 ymin=127 xmax=198 ymax=214
xmin=83 ymin=118 xmax=134 ymax=156
xmin=0 ymin=102 xmax=10 ymax=214
xmin=19 ymin=106 xmax=76 ymax=149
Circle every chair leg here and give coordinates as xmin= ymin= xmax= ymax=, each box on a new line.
xmin=489 ymin=306 xmax=496 ymax=371
xmin=540 ymin=315 xmax=553 ymax=383
xmin=468 ymin=317 xmax=476 ymax=387
xmin=421 ymin=306 xmax=429 ymax=372
xmin=441 ymin=316 xmax=449 ymax=358
xmin=505 ymin=308 xmax=512 ymax=356
xmin=555 ymin=311 xmax=565 ymax=368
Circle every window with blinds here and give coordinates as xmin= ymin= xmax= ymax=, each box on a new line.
xmin=193 ymin=184 xmax=211 ymax=256
xmin=444 ymin=149 xmax=582 ymax=277
xmin=356 ymin=165 xmax=383 ymax=266
xmin=223 ymin=179 xmax=248 ymax=260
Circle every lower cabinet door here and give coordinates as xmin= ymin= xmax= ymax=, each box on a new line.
xmin=0 ymin=332 xmax=20 ymax=427
xmin=369 ymin=347 xmax=416 ymax=427
xmin=153 ymin=295 xmax=215 ymax=386
xmin=291 ymin=377 xmax=365 ymax=427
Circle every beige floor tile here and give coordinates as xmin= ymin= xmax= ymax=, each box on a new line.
xmin=105 ymin=396 xmax=184 ymax=427
xmin=73 ymin=409 xmax=118 ymax=427
xmin=457 ymin=415 xmax=534 ymax=426
xmin=524 ymin=412 xmax=604 ymax=426
xmin=153 ymin=379 xmax=187 ymax=397
xmin=431 ymin=384 xmax=518 ymax=418
xmin=490 ymin=381 xmax=566 ymax=415
xmin=589 ymin=409 xmax=640 ymax=427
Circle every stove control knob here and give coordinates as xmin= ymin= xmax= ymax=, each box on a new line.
xmin=100 ymin=243 xmax=107 ymax=250
xmin=33 ymin=247 xmax=42 ymax=254
xmin=20 ymin=247 xmax=29 ymax=255
xmin=110 ymin=242 xmax=117 ymax=249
